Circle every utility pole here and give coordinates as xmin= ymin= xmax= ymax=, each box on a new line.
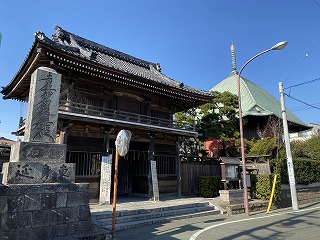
xmin=279 ymin=82 xmax=299 ymax=210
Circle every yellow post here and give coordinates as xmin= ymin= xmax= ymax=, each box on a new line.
xmin=267 ymin=174 xmax=277 ymax=213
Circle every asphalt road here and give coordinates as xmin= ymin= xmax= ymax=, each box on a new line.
xmin=114 ymin=202 xmax=320 ymax=240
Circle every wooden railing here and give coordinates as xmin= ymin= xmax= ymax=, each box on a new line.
xmin=59 ymin=100 xmax=194 ymax=130
xmin=155 ymin=155 xmax=176 ymax=175
xmin=66 ymin=151 xmax=102 ymax=176
xmin=66 ymin=150 xmax=176 ymax=177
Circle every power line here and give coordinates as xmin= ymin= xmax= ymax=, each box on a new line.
xmin=284 ymin=0 xmax=320 ymax=85
xmin=284 ymin=77 xmax=320 ymax=89
xmin=284 ymin=93 xmax=320 ymax=111
xmin=289 ymin=104 xmax=320 ymax=112
xmin=283 ymin=39 xmax=320 ymax=84
xmin=312 ymin=0 xmax=320 ymax=7
xmin=282 ymin=0 xmax=320 ymax=85
xmin=283 ymin=54 xmax=309 ymax=84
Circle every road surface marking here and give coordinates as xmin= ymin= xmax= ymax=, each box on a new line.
xmin=189 ymin=206 xmax=320 ymax=240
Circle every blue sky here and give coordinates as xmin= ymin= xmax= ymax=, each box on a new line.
xmin=1 ymin=0 xmax=320 ymax=140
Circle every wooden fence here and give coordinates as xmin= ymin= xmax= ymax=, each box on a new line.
xmin=180 ymin=157 xmax=221 ymax=195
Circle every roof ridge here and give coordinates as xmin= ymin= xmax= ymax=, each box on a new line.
xmin=52 ymin=25 xmax=158 ymax=69
xmin=35 ymin=30 xmax=80 ymax=53
xmin=2 ymin=26 xmax=212 ymax=100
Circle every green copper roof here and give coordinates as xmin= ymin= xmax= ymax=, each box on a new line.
xmin=210 ymin=73 xmax=307 ymax=127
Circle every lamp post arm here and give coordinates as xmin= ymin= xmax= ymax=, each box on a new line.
xmin=238 ymin=48 xmax=272 ymax=76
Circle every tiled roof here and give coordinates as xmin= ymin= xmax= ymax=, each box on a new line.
xmin=33 ymin=26 xmax=211 ymax=97
xmin=211 ymin=73 xmax=308 ymax=128
xmin=219 ymin=157 xmax=241 ymax=165
xmin=0 ymin=137 xmax=15 ymax=145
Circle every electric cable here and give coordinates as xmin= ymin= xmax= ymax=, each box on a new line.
xmin=284 ymin=77 xmax=320 ymax=90
xmin=284 ymin=93 xmax=320 ymax=111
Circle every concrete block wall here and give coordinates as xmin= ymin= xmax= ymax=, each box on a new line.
xmin=0 ymin=183 xmax=94 ymax=239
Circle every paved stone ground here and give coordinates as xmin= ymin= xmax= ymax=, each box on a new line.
xmin=90 ymin=196 xmax=223 ymax=213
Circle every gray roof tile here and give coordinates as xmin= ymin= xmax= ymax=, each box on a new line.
xmin=34 ymin=26 xmax=212 ymax=97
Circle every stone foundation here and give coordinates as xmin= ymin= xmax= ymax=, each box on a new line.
xmin=226 ymin=200 xmax=270 ymax=215
xmin=0 ymin=67 xmax=105 ymax=239
xmin=0 ymin=183 xmax=95 ymax=239
xmin=219 ymin=189 xmax=244 ymax=205
xmin=280 ymin=183 xmax=320 ymax=208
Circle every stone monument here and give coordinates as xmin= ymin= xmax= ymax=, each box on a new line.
xmin=0 ymin=67 xmax=98 ymax=239
xmin=99 ymin=155 xmax=113 ymax=205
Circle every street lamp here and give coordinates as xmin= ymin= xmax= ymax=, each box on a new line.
xmin=238 ymin=41 xmax=288 ymax=216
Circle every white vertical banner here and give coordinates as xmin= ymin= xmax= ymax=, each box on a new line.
xmin=99 ymin=155 xmax=113 ymax=205
xmin=150 ymin=160 xmax=159 ymax=201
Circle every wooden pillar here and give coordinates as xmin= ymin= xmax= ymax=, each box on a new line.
xmin=147 ymin=133 xmax=155 ymax=199
xmin=65 ymin=92 xmax=71 ymax=111
xmin=221 ymin=163 xmax=227 ymax=190
xmin=102 ymin=132 xmax=108 ymax=156
xmin=176 ymin=139 xmax=182 ymax=197
xmin=57 ymin=122 xmax=72 ymax=144
xmin=56 ymin=132 xmax=62 ymax=144
xmin=102 ymin=131 xmax=110 ymax=156
xmin=128 ymin=151 xmax=132 ymax=197
xmin=102 ymin=127 xmax=114 ymax=155
xmin=183 ymin=141 xmax=193 ymax=195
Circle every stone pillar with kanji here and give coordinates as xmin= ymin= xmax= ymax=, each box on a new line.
xmin=0 ymin=67 xmax=95 ymax=239
xmin=2 ymin=67 xmax=75 ymax=184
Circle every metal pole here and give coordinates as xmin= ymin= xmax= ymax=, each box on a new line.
xmin=112 ymin=151 xmax=119 ymax=232
xmin=279 ymin=82 xmax=299 ymax=210
xmin=237 ymin=41 xmax=287 ymax=216
xmin=237 ymin=48 xmax=271 ymax=216
xmin=237 ymin=72 xmax=250 ymax=216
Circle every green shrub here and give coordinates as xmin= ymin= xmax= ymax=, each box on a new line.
xmin=285 ymin=136 xmax=320 ymax=160
xmin=248 ymin=137 xmax=277 ymax=156
xmin=251 ymin=174 xmax=281 ymax=205
xmin=199 ymin=176 xmax=222 ymax=198
xmin=291 ymin=141 xmax=307 ymax=158
xmin=270 ymin=158 xmax=288 ymax=184
xmin=270 ymin=158 xmax=320 ymax=185
xmin=304 ymin=136 xmax=320 ymax=160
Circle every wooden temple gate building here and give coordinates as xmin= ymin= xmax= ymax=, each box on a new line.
xmin=1 ymin=26 xmax=213 ymax=199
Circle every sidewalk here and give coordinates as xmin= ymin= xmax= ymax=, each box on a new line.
xmin=89 ymin=195 xmax=226 ymax=239
xmin=113 ymin=201 xmax=320 ymax=240
xmin=88 ymin=195 xmax=273 ymax=239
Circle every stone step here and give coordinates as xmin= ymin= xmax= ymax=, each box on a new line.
xmin=112 ymin=210 xmax=220 ymax=231
xmin=92 ymin=201 xmax=221 ymax=231
xmin=94 ymin=202 xmax=211 ymax=220
xmin=97 ymin=205 xmax=215 ymax=225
